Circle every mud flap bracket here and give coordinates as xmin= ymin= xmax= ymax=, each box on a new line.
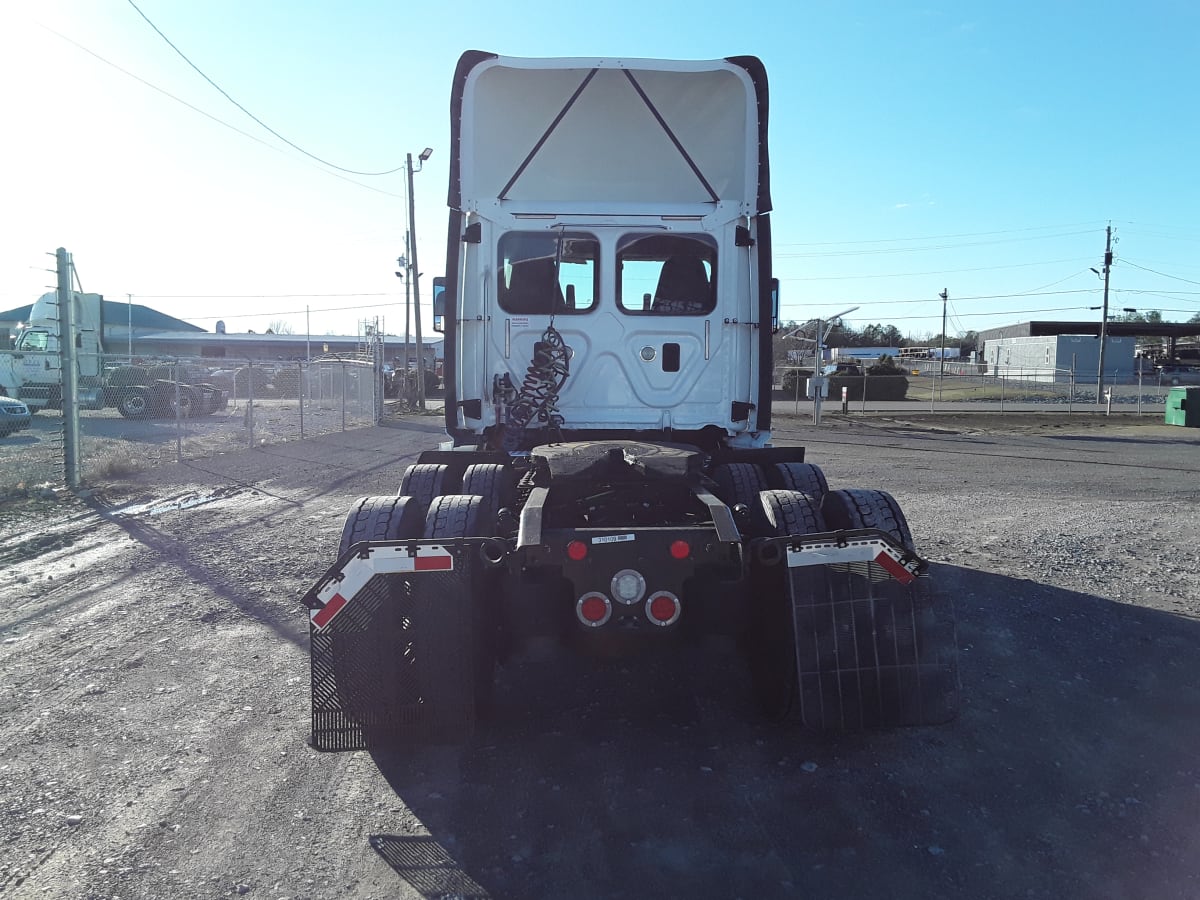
xmin=300 ymin=539 xmax=500 ymax=751
xmin=761 ymin=530 xmax=959 ymax=730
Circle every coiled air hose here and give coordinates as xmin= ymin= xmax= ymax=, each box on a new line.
xmin=501 ymin=325 xmax=570 ymax=451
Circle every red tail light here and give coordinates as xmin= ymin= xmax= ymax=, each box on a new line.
xmin=566 ymin=540 xmax=588 ymax=561
xmin=669 ymin=540 xmax=690 ymax=560
xmin=576 ymin=592 xmax=611 ymax=627
xmin=645 ymin=591 xmax=681 ymax=626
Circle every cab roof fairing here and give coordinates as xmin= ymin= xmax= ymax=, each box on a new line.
xmin=447 ymin=52 xmax=772 ymax=219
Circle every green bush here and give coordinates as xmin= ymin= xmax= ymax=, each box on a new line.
xmin=828 ymin=373 xmax=909 ymax=401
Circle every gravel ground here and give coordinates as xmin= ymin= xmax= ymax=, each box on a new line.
xmin=1 ymin=412 xmax=1198 ymax=900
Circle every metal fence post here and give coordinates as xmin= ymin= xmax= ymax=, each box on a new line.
xmin=341 ymin=361 xmax=347 ymax=431
xmin=374 ymin=352 xmax=383 ymax=425
xmin=246 ymin=360 xmax=255 ymax=448
xmin=1069 ymin=356 xmax=1076 ymax=415
xmin=173 ymin=362 xmax=183 ymax=462
xmin=298 ymin=361 xmax=305 ymax=438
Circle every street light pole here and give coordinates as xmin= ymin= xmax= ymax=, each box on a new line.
xmin=1094 ymin=224 xmax=1113 ymax=403
xmin=405 ymin=148 xmax=433 ymax=410
xmin=938 ymin=288 xmax=948 ymax=378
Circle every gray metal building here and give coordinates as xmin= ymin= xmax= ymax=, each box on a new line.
xmin=982 ymin=333 xmax=1136 ymax=382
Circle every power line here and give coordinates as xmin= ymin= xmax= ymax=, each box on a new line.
xmin=1112 ymin=221 xmax=1200 ymax=241
xmin=785 ymin=306 xmax=1099 ymax=322
xmin=135 ymin=293 xmax=392 ymax=298
xmin=776 ymin=230 xmax=1099 ymax=258
xmin=779 ymin=257 xmax=1094 ymax=281
xmin=36 ymin=22 xmax=403 ymax=200
xmin=197 ymin=304 xmax=398 ymax=320
xmin=775 ymin=221 xmax=1105 ymax=248
xmin=781 ymin=288 xmax=1100 ymax=308
xmin=124 ymin=0 xmax=406 ymax=177
xmin=1119 ymin=259 xmax=1200 ymax=286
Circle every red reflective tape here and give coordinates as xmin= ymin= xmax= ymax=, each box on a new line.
xmin=874 ymin=551 xmax=915 ymax=585
xmin=312 ymin=593 xmax=348 ymax=628
xmin=414 ymin=554 xmax=453 ymax=571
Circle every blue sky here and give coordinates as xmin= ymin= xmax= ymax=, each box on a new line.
xmin=3 ymin=0 xmax=1198 ymax=340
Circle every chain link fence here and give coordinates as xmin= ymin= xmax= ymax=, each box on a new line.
xmin=2 ymin=354 xmax=391 ymax=493
xmin=773 ymin=364 xmax=1173 ymax=417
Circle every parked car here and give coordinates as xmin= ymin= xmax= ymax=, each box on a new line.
xmin=1157 ymin=365 xmax=1200 ymax=386
xmin=0 ymin=395 xmax=32 ymax=437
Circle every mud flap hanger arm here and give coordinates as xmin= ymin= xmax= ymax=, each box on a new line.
xmin=753 ymin=529 xmax=927 ymax=585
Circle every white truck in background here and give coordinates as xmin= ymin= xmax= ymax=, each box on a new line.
xmin=0 ymin=291 xmax=227 ymax=418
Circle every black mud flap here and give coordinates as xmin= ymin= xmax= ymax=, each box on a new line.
xmin=300 ymin=539 xmax=504 ymax=751
xmin=755 ymin=530 xmax=959 ymax=731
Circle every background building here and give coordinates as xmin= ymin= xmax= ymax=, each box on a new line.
xmin=0 ymin=296 xmax=441 ymax=369
xmin=0 ymin=297 xmax=203 ymax=351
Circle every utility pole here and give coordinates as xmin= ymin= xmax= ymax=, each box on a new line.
xmin=398 ymin=244 xmax=410 ymax=372
xmin=1094 ymin=225 xmax=1113 ymax=404
xmin=58 ymin=249 xmax=81 ymax=489
xmin=406 ymin=153 xmax=426 ymax=409
xmin=938 ymin=288 xmax=949 ymax=378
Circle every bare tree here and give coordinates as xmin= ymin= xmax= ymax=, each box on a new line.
xmin=266 ymin=320 xmax=295 ymax=335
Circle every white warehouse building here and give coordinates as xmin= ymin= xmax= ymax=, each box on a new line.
xmin=983 ymin=334 xmax=1136 ymax=383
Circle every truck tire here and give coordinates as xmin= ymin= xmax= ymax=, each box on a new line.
xmin=328 ymin=495 xmax=432 ymax=740
xmin=193 ymin=384 xmax=225 ymax=415
xmin=168 ymin=385 xmax=199 ymax=418
xmin=460 ymin=463 xmax=514 ymax=529
xmin=424 ymin=493 xmax=495 ymax=729
xmin=398 ymin=463 xmax=451 ymax=512
xmin=820 ymin=488 xmax=915 ymax=551
xmin=116 ymin=386 xmax=153 ymax=419
xmin=758 ymin=489 xmax=824 ymax=536
xmin=424 ymin=494 xmax=488 ymax=538
xmin=338 ymin=495 xmax=424 ymax=556
xmin=747 ymin=491 xmax=827 ymax=721
xmin=712 ymin=462 xmax=767 ymax=508
xmin=768 ymin=462 xmax=829 ymax=502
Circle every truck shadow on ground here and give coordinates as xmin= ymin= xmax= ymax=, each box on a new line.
xmin=367 ymin=565 xmax=1200 ymax=900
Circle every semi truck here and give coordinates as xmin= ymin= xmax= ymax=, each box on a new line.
xmin=0 ymin=291 xmax=228 ymax=419
xmin=301 ymin=52 xmax=959 ymax=749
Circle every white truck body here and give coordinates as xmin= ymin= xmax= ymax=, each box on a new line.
xmin=0 ymin=292 xmax=105 ymax=410
xmin=442 ymin=54 xmax=776 ymax=450
xmin=0 ymin=291 xmax=228 ymax=418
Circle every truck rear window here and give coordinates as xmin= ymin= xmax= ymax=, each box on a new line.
xmin=617 ymin=233 xmax=717 ymax=315
xmin=497 ymin=232 xmax=598 ymax=315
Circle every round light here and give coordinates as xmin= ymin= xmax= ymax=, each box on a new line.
xmin=577 ymin=593 xmax=611 ymax=627
xmin=646 ymin=591 xmax=681 ymax=626
xmin=669 ymin=540 xmax=690 ymax=560
xmin=610 ymin=569 xmax=646 ymax=605
xmin=566 ymin=540 xmax=588 ymax=561
xmin=640 ymin=346 xmax=656 ymax=361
